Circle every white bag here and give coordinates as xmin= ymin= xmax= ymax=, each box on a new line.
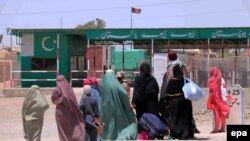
xmin=221 ymin=78 xmax=228 ymax=101
xmin=182 ymin=77 xmax=205 ymax=101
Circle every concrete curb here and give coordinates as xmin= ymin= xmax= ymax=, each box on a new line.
xmin=1 ymin=87 xmax=83 ymax=98
xmin=0 ymin=88 xmax=3 ymax=97
xmin=2 ymin=88 xmax=55 ymax=97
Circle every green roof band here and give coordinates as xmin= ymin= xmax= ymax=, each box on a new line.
xmin=10 ymin=27 xmax=250 ymax=40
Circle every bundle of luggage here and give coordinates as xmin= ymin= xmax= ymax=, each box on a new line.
xmin=139 ymin=113 xmax=168 ymax=139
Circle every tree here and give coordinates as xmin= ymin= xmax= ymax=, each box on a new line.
xmin=0 ymin=34 xmax=3 ymax=44
xmin=75 ymin=18 xmax=106 ymax=29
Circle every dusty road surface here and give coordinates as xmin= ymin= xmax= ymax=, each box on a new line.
xmin=0 ymin=88 xmax=249 ymax=141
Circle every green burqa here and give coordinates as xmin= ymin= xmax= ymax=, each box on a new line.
xmin=22 ymin=85 xmax=49 ymax=141
xmin=98 ymin=70 xmax=138 ymax=140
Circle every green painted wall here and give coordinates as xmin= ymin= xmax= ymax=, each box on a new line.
xmin=21 ymin=56 xmax=57 ymax=87
xmin=67 ymin=35 xmax=87 ymax=87
xmin=34 ymin=32 xmax=57 ymax=57
xmin=58 ymin=34 xmax=70 ymax=80
xmin=111 ymin=49 xmax=150 ymax=70
xmin=68 ymin=35 xmax=86 ymax=56
xmin=20 ymin=32 xmax=87 ymax=87
xmin=21 ymin=32 xmax=64 ymax=87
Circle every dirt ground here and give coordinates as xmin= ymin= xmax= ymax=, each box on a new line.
xmin=0 ymin=88 xmax=249 ymax=141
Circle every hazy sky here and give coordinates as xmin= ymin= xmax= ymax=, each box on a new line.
xmin=1 ymin=0 xmax=250 ymax=46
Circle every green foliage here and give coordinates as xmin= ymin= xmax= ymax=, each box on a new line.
xmin=0 ymin=34 xmax=3 ymax=44
xmin=75 ymin=18 xmax=106 ymax=29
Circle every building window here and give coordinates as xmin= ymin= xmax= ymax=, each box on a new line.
xmin=70 ymin=56 xmax=86 ymax=70
xmin=31 ymin=58 xmax=56 ymax=70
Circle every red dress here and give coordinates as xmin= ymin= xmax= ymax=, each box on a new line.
xmin=207 ymin=67 xmax=230 ymax=132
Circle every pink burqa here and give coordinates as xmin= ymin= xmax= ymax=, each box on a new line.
xmin=51 ymin=75 xmax=85 ymax=141
xmin=207 ymin=67 xmax=230 ymax=132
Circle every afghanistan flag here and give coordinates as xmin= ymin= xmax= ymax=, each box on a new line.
xmin=131 ymin=7 xmax=141 ymax=14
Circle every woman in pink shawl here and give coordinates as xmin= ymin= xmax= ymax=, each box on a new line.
xmin=207 ymin=67 xmax=230 ymax=133
xmin=51 ymin=75 xmax=85 ymax=141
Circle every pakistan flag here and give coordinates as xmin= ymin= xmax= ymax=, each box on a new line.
xmin=34 ymin=33 xmax=57 ymax=57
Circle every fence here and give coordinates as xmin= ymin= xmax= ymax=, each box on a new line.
xmin=178 ymin=55 xmax=250 ymax=88
xmin=10 ymin=70 xmax=57 ymax=87
xmin=70 ymin=70 xmax=103 ymax=86
xmin=1 ymin=52 xmax=250 ymax=88
xmin=0 ymin=59 xmax=20 ymax=88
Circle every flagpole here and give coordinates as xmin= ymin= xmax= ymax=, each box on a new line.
xmin=130 ymin=7 xmax=133 ymax=49
xmin=131 ymin=7 xmax=133 ymax=29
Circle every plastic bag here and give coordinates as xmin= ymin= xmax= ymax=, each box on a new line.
xmin=182 ymin=77 xmax=205 ymax=101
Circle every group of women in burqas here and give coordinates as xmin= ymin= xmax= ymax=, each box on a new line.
xmin=22 ymin=73 xmax=137 ymax=141
xmin=131 ymin=53 xmax=232 ymax=140
xmin=52 ymin=74 xmax=137 ymax=141
xmin=22 ymin=75 xmax=85 ymax=141
xmin=21 ymin=54 xmax=232 ymax=141
xmin=130 ymin=54 xmax=196 ymax=140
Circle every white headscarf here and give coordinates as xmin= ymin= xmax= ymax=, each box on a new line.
xmin=83 ymin=85 xmax=92 ymax=95
xmin=167 ymin=58 xmax=183 ymax=68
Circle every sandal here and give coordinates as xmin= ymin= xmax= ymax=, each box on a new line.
xmin=210 ymin=130 xmax=219 ymax=134
xmin=219 ymin=129 xmax=225 ymax=133
xmin=193 ymin=128 xmax=200 ymax=134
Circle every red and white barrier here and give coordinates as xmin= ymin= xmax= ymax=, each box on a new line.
xmin=10 ymin=70 xmax=58 ymax=87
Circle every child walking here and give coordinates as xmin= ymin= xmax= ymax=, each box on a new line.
xmin=79 ymin=85 xmax=101 ymax=141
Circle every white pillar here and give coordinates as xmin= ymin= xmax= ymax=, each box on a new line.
xmin=57 ymin=34 xmax=60 ymax=75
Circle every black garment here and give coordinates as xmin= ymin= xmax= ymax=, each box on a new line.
xmin=85 ymin=123 xmax=97 ymax=141
xmin=79 ymin=95 xmax=100 ymax=141
xmin=166 ymin=76 xmax=194 ymax=140
xmin=160 ymin=63 xmax=187 ymax=102
xmin=132 ymin=63 xmax=160 ymax=132
xmin=159 ymin=73 xmax=168 ymax=116
xmin=160 ymin=64 xmax=199 ymax=133
xmin=132 ymin=76 xmax=160 ymax=132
